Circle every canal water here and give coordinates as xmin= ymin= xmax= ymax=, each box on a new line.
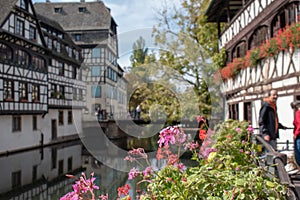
xmin=0 ymin=118 xmax=201 ymax=200
xmin=0 ymin=136 xmax=162 ymax=200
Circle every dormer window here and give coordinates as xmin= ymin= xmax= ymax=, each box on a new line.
xmin=20 ymin=0 xmax=28 ymax=10
xmin=54 ymin=7 xmax=62 ymax=13
xmin=75 ymin=34 xmax=82 ymax=41
xmin=78 ymin=7 xmax=87 ymax=12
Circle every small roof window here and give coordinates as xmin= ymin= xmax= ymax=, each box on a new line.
xmin=20 ymin=0 xmax=28 ymax=10
xmin=54 ymin=7 xmax=62 ymax=13
xmin=78 ymin=7 xmax=87 ymax=13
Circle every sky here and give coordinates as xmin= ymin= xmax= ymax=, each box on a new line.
xmin=32 ymin=0 xmax=181 ymax=68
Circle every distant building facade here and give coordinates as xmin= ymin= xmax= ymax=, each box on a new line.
xmin=34 ymin=0 xmax=128 ymax=122
xmin=0 ymin=0 xmax=85 ymax=154
xmin=206 ymin=0 xmax=300 ymax=147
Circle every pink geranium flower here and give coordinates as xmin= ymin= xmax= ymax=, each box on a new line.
xmin=128 ymin=167 xmax=140 ymax=180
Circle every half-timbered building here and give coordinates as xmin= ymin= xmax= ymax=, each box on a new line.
xmin=206 ymin=0 xmax=300 ymax=147
xmin=0 ymin=0 xmax=85 ymax=154
xmin=36 ymin=14 xmax=86 ymax=144
xmin=34 ymin=0 xmax=128 ymax=122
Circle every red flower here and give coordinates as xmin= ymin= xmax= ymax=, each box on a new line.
xmin=199 ymin=129 xmax=207 ymax=141
xmin=217 ymin=22 xmax=300 ymax=80
xmin=118 ymin=184 xmax=130 ymax=197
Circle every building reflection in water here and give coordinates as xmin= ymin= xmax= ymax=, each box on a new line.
xmin=0 ymin=141 xmax=83 ymax=200
xmin=0 ymin=137 xmax=161 ymax=200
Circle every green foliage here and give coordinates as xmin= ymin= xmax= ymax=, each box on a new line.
xmin=152 ymin=0 xmax=222 ymax=117
xmin=248 ymin=48 xmax=261 ymax=66
xmin=212 ymin=48 xmax=227 ymax=69
xmin=130 ymin=36 xmax=149 ymax=68
xmin=126 ymin=63 xmax=183 ymax=124
xmin=140 ymin=120 xmax=287 ymax=199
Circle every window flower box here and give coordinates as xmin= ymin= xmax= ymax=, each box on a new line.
xmin=4 ymin=98 xmax=14 ymax=102
xmin=217 ymin=22 xmax=300 ymax=81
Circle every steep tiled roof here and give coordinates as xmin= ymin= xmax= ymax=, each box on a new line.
xmin=0 ymin=0 xmax=18 ymax=26
xmin=34 ymin=1 xmax=115 ymax=31
xmin=36 ymin=13 xmax=76 ymax=46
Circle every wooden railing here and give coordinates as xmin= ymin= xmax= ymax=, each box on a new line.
xmin=252 ymin=133 xmax=299 ymax=199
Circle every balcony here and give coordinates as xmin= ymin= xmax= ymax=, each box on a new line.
xmin=218 ymin=0 xmax=285 ymax=49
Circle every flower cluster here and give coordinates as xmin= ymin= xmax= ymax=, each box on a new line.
xmin=60 ymin=173 xmax=131 ymax=200
xmin=157 ymin=125 xmax=186 ymax=147
xmin=61 ymin=120 xmax=287 ymax=199
xmin=60 ymin=172 xmax=99 ymax=200
xmin=218 ymin=22 xmax=300 ymax=81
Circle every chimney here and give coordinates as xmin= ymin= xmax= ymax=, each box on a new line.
xmin=80 ymin=0 xmax=85 ymax=2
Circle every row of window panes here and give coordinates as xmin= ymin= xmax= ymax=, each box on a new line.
xmin=0 ymin=44 xmax=77 ymax=77
xmin=3 ymin=80 xmax=80 ymax=102
xmin=54 ymin=6 xmax=87 ymax=13
xmin=0 ymin=43 xmax=46 ymax=72
xmin=12 ymin=111 xmax=73 ymax=132
xmin=107 ymin=50 xmax=117 ymax=65
xmin=52 ymin=60 xmax=77 ymax=79
xmin=15 ymin=18 xmax=37 ymax=42
xmin=58 ymin=110 xmax=73 ymax=125
xmin=107 ymin=67 xmax=118 ymax=82
xmin=91 ymin=47 xmax=105 ymax=59
xmin=45 ymin=36 xmax=80 ymax=60
xmin=12 ymin=115 xmax=38 ymax=132
xmin=4 ymin=80 xmax=40 ymax=102
xmin=50 ymin=84 xmax=65 ymax=99
xmin=41 ymin=27 xmax=64 ymax=39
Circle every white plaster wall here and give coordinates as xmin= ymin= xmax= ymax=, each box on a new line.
xmin=277 ymin=95 xmax=294 ymax=150
xmin=238 ymin=102 xmax=244 ymax=122
xmin=0 ymin=115 xmax=41 ymax=153
xmin=41 ymin=109 xmax=82 ymax=142
xmin=251 ymin=100 xmax=262 ymax=133
xmin=0 ymin=108 xmax=82 ymax=153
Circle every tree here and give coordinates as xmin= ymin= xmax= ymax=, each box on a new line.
xmin=127 ymin=36 xmax=183 ymax=124
xmin=130 ymin=36 xmax=149 ymax=68
xmin=152 ymin=0 xmax=224 ymax=122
